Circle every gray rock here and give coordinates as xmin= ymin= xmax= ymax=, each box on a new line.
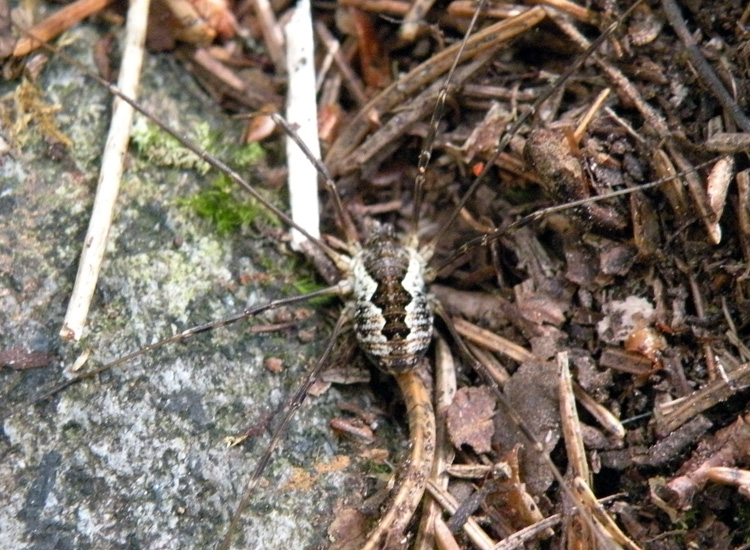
xmin=0 ymin=22 xmax=378 ymax=550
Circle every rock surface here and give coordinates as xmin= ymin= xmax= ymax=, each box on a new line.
xmin=0 ymin=22 xmax=369 ymax=550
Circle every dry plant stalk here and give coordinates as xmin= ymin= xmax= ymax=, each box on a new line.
xmin=283 ymin=0 xmax=321 ymax=248
xmin=60 ymin=0 xmax=149 ymax=341
xmin=655 ymin=362 xmax=750 ymax=436
xmin=12 ymin=0 xmax=117 ymax=57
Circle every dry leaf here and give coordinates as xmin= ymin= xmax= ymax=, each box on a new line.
xmin=446 ymin=386 xmax=496 ymax=454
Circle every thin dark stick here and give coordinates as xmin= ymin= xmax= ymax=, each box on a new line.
xmin=661 ymin=0 xmax=750 ymax=133
xmin=272 ymin=113 xmax=359 ymax=246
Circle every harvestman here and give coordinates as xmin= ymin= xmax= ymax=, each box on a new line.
xmin=0 ymin=0 xmax=736 ymax=548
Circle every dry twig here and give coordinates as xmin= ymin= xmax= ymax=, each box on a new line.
xmin=60 ymin=0 xmax=149 ymax=341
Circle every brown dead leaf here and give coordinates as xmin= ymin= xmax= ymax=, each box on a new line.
xmin=524 ymin=128 xmax=628 ymax=233
xmin=599 ymin=242 xmax=637 ymax=276
xmin=514 ymin=278 xmax=571 ymax=327
xmin=329 ymin=506 xmax=369 ymax=550
xmin=494 ymin=360 xmax=561 ymax=496
xmin=263 ymin=356 xmax=283 ymax=373
xmin=461 ymin=102 xmax=512 ymax=161
xmin=446 ymin=386 xmax=496 ymax=454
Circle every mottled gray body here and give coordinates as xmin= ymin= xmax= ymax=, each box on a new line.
xmin=349 ymin=224 xmax=433 ymax=374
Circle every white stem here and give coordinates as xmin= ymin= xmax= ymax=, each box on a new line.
xmin=284 ymin=0 xmax=321 ymax=249
xmin=60 ymin=0 xmax=149 ymax=342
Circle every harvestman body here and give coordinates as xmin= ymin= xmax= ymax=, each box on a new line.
xmin=351 ymin=223 xmax=433 ymax=374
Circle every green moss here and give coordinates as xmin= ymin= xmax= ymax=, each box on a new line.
xmin=232 ymin=141 xmax=266 ymax=168
xmin=680 ymin=507 xmax=700 ymax=528
xmin=130 ymin=118 xmax=325 ymax=304
xmin=289 ymin=275 xmax=324 ymax=294
xmin=130 ymin=117 xmax=213 ymax=174
xmin=287 ymin=275 xmax=336 ymax=307
xmin=131 ymin=120 xmax=277 ymax=235
xmin=734 ymin=499 xmax=750 ymax=543
xmin=367 ymin=461 xmax=393 ymax=475
xmin=130 ymin=117 xmax=266 ymax=174
xmin=180 ymin=175 xmax=274 ymax=236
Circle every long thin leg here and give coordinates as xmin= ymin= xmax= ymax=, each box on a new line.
xmin=410 ymin=0 xmax=489 ymax=241
xmin=273 ymin=113 xmax=359 ymax=248
xmin=429 ymin=156 xmax=718 ymax=277
xmin=424 ymin=0 xmax=647 ymax=256
xmin=217 ymin=308 xmax=351 ymax=550
xmin=1 ymin=283 xmax=346 ymax=420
